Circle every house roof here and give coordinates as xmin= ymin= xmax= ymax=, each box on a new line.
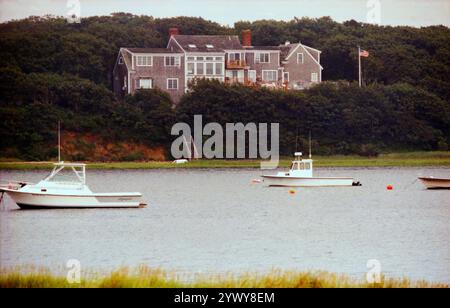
xmin=279 ymin=44 xmax=295 ymax=60
xmin=172 ymin=35 xmax=243 ymax=52
xmin=125 ymin=47 xmax=181 ymax=54
xmin=244 ymin=46 xmax=281 ymax=51
xmin=115 ymin=38 xmax=322 ymax=72
xmin=119 ymin=48 xmax=132 ymax=69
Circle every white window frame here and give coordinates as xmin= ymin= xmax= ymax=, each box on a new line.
xmin=256 ymin=52 xmax=270 ymax=63
xmin=167 ymin=78 xmax=179 ymax=90
xmin=311 ymin=72 xmax=319 ymax=83
xmin=229 ymin=52 xmax=241 ymax=61
xmin=297 ymin=53 xmax=304 ymax=64
xmin=215 ymin=62 xmax=223 ymax=75
xmin=205 ymin=62 xmax=214 ymax=75
xmin=118 ymin=57 xmax=124 ymax=64
xmin=187 ymin=62 xmax=195 ymax=75
xmin=138 ymin=78 xmax=153 ymax=89
xmin=248 ymin=70 xmax=257 ymax=82
xmin=164 ymin=56 xmax=180 ymax=67
xmin=283 ymin=72 xmax=289 ymax=82
xmin=262 ymin=70 xmax=278 ymax=82
xmin=196 ymin=62 xmax=204 ymax=75
xmin=136 ymin=55 xmax=152 ymax=67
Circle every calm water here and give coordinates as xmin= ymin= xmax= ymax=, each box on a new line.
xmin=0 ymin=167 xmax=449 ymax=283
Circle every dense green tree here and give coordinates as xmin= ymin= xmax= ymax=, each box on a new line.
xmin=0 ymin=14 xmax=448 ymax=159
xmin=176 ymin=80 xmax=449 ymax=156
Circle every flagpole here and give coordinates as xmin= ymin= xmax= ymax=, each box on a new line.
xmin=358 ymin=46 xmax=362 ymax=87
xmin=58 ymin=120 xmax=61 ymax=163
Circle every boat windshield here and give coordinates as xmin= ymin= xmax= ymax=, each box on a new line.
xmin=44 ymin=164 xmax=86 ymax=184
xmin=47 ymin=169 xmax=82 ymax=183
xmin=291 ymin=161 xmax=312 ymax=171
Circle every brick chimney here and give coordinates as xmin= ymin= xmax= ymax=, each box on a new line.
xmin=169 ymin=27 xmax=179 ymax=38
xmin=242 ymin=29 xmax=252 ymax=47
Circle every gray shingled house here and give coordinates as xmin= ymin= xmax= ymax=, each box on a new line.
xmin=113 ymin=28 xmax=323 ymax=104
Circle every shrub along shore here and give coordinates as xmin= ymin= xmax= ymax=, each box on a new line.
xmin=0 ymin=152 xmax=449 ymax=170
xmin=0 ymin=266 xmax=448 ymax=288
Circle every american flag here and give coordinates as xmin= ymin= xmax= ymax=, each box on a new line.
xmin=360 ymin=50 xmax=370 ymax=57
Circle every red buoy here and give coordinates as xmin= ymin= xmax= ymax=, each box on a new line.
xmin=387 ymin=185 xmax=393 ymax=190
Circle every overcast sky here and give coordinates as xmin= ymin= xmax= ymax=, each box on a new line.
xmin=0 ymin=0 xmax=449 ymax=27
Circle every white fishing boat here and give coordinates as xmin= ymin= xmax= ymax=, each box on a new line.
xmin=262 ymin=152 xmax=360 ymax=187
xmin=418 ymin=177 xmax=450 ymax=190
xmin=0 ymin=162 xmax=146 ymax=209
xmin=0 ymin=122 xmax=146 ymax=209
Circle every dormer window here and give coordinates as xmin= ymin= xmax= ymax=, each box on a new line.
xmin=206 ymin=44 xmax=214 ymax=49
xmin=188 ymin=44 xmax=197 ymax=48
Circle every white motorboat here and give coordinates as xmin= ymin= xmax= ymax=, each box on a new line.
xmin=262 ymin=152 xmax=361 ymax=187
xmin=418 ymin=177 xmax=450 ymax=189
xmin=0 ymin=162 xmax=146 ymax=209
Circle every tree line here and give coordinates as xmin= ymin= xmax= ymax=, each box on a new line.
xmin=0 ymin=14 xmax=449 ymax=160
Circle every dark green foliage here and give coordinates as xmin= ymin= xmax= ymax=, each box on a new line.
xmin=176 ymin=80 xmax=449 ymax=155
xmin=0 ymin=71 xmax=174 ymax=160
xmin=0 ymin=14 xmax=448 ymax=159
xmin=236 ymin=18 xmax=450 ymax=100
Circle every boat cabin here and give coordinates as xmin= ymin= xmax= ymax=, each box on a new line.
xmin=289 ymin=152 xmax=313 ymax=177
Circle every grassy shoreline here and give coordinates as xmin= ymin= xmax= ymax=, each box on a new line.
xmin=0 ymin=152 xmax=449 ymax=170
xmin=0 ymin=266 xmax=448 ymax=288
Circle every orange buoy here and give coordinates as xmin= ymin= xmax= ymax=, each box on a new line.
xmin=387 ymin=185 xmax=393 ymax=190
xmin=288 ymin=189 xmax=296 ymax=195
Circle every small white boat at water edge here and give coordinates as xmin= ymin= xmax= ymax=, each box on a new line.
xmin=262 ymin=152 xmax=361 ymax=187
xmin=418 ymin=177 xmax=450 ymax=190
xmin=0 ymin=162 xmax=147 ymax=209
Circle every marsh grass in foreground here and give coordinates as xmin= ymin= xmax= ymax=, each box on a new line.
xmin=0 ymin=151 xmax=449 ymax=170
xmin=0 ymin=266 xmax=448 ymax=288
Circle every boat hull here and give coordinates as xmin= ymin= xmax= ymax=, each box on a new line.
xmin=418 ymin=177 xmax=450 ymax=190
xmin=1 ymin=189 xmax=145 ymax=209
xmin=262 ymin=176 xmax=355 ymax=187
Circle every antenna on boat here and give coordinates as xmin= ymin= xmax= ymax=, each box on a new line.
xmin=58 ymin=120 xmax=61 ymax=163
xmin=309 ymin=130 xmax=312 ymax=159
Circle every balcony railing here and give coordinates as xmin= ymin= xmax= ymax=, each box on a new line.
xmin=226 ymin=59 xmax=247 ymax=69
